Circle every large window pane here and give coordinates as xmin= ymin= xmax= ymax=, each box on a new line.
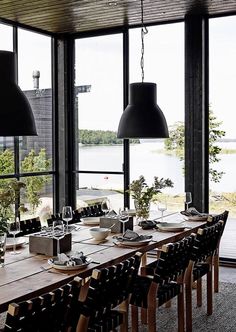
xmin=75 ymin=34 xmax=123 ymax=172
xmin=209 ymin=16 xmax=236 ymax=259
xmin=20 ymin=175 xmax=53 ymax=225
xmin=0 ymin=24 xmax=13 ymax=50
xmin=129 ymin=23 xmax=184 ymax=210
xmin=76 ymin=174 xmax=123 ymax=212
xmin=18 ymin=29 xmax=53 ymax=173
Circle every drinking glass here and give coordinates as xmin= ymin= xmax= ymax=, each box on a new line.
xmin=62 ymin=206 xmax=73 ymax=232
xmin=7 ymin=218 xmax=21 ymax=255
xmin=185 ymin=192 xmax=192 ymax=210
xmin=158 ymin=201 xmax=167 ymax=222
xmin=119 ymin=207 xmax=129 ymax=236
xmin=53 ymin=220 xmax=65 ymax=262
xmin=101 ymin=198 xmax=110 ymax=216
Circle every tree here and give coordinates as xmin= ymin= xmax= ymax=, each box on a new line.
xmin=164 ymin=109 xmax=225 ymax=183
xmin=21 ymin=149 xmax=51 ymax=213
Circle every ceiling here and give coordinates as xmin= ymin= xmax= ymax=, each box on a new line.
xmin=0 ymin=0 xmax=236 ymax=35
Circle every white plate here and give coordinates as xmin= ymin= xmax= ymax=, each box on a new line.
xmin=187 ymin=215 xmax=208 ymax=221
xmin=48 ymin=257 xmax=92 ymax=271
xmin=81 ymin=217 xmax=100 ymax=225
xmin=6 ymin=237 xmax=26 ymax=249
xmin=115 ymin=238 xmax=151 ymax=246
xmin=157 ymin=223 xmax=186 ymax=232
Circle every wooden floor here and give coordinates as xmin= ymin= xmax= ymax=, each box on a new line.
xmin=219 ymin=217 xmax=236 ymax=260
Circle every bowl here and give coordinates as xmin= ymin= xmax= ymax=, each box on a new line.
xmin=89 ymin=227 xmax=111 ymax=241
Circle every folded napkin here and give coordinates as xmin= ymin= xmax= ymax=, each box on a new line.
xmin=114 ymin=229 xmax=152 ymax=242
xmin=53 ymin=251 xmax=87 ymax=266
xmin=180 ymin=207 xmax=208 ymax=217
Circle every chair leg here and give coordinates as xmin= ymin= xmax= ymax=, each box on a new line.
xmin=185 ymin=284 xmax=193 ymax=332
xmin=141 ymin=307 xmax=147 ymax=324
xmin=147 ymin=307 xmax=156 ymax=332
xmin=119 ymin=300 xmax=129 ymax=332
xmin=214 ymin=253 xmax=219 ymax=293
xmin=131 ymin=305 xmax=139 ymax=332
xmin=177 ymin=292 xmax=185 ymax=332
xmin=207 ymin=270 xmax=213 ymax=316
xmin=196 ymin=278 xmax=202 ymax=307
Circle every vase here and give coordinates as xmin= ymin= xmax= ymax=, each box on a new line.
xmin=134 ymin=200 xmax=150 ymax=221
xmin=0 ymin=233 xmax=6 ymax=267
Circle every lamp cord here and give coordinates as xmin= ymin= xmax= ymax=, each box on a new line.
xmin=140 ymin=0 xmax=148 ymax=83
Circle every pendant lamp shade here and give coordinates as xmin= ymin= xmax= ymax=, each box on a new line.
xmin=117 ymin=82 xmax=169 ymax=139
xmin=0 ymin=50 xmax=37 ymax=136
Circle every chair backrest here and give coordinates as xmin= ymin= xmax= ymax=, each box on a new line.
xmin=207 ymin=210 xmax=229 ymax=227
xmin=153 ymin=234 xmax=196 ymax=285
xmin=4 ymin=278 xmax=82 ymax=332
xmin=191 ymin=220 xmax=224 ymax=263
xmin=19 ymin=217 xmax=41 ymax=235
xmin=76 ymin=252 xmax=142 ymax=330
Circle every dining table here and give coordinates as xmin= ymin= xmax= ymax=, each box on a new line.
xmin=0 ymin=212 xmax=206 ymax=314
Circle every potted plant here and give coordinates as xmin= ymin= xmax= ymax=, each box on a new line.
xmin=128 ymin=175 xmax=174 ymax=220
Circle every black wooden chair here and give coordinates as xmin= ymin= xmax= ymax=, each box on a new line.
xmin=184 ymin=220 xmax=224 ymax=332
xmin=129 ymin=235 xmax=196 ymax=332
xmin=207 ymin=210 xmax=229 ymax=292
xmin=19 ymin=217 xmax=41 ymax=236
xmin=76 ymin=252 xmax=142 ymax=332
xmin=4 ymin=278 xmax=83 ymax=332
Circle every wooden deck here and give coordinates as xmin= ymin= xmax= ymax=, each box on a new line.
xmin=219 ymin=217 xmax=236 ymax=260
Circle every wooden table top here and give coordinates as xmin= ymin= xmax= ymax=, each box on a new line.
xmin=0 ymin=212 xmax=205 ymax=313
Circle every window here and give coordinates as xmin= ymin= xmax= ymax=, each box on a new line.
xmin=129 ymin=23 xmax=184 ymax=211
xmin=75 ymin=34 xmax=124 ymax=211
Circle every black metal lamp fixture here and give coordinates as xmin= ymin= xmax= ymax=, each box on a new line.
xmin=117 ymin=0 xmax=169 ymax=139
xmin=0 ymin=50 xmax=37 ymax=136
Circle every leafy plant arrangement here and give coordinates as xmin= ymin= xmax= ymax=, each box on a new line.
xmin=128 ymin=175 xmax=174 ymax=220
xmin=0 ymin=180 xmax=26 ymax=234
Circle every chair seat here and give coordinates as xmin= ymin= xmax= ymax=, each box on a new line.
xmin=130 ymin=275 xmax=181 ymax=308
xmin=193 ymin=263 xmax=210 ymax=281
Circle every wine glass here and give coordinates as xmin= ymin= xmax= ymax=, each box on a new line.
xmin=101 ymin=198 xmax=110 ymax=216
xmin=119 ymin=207 xmax=129 ymax=236
xmin=7 ymin=218 xmax=21 ymax=255
xmin=52 ymin=220 xmax=65 ymax=262
xmin=158 ymin=201 xmax=167 ymax=222
xmin=185 ymin=192 xmax=192 ymax=210
xmin=62 ymin=206 xmax=73 ymax=232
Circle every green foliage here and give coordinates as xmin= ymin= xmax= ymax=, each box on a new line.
xmin=21 ymin=149 xmax=51 ymax=213
xmin=164 ymin=109 xmax=225 ymax=183
xmin=128 ymin=175 xmax=174 ymax=219
xmin=79 ymin=129 xmax=140 ymax=145
xmin=0 ymin=149 xmax=14 ymax=175
xmin=0 ymin=180 xmax=26 ymax=233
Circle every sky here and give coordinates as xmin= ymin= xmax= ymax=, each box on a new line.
xmin=1 ymin=16 xmax=236 ymax=138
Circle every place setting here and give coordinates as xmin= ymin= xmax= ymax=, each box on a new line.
xmin=112 ymin=229 xmax=153 ymax=248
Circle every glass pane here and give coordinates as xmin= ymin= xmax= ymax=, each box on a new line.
xmin=20 ymin=175 xmax=53 ymax=226
xmin=0 ymin=139 xmax=14 ymax=176
xmin=0 ymin=24 xmax=13 ymax=50
xmin=209 ymin=16 xmax=236 ymax=259
xmin=17 ymin=29 xmax=53 ymax=172
xmin=129 ymin=23 xmax=184 ymax=211
xmin=76 ymin=173 xmax=123 ymax=212
xmin=75 ymin=34 xmax=123 ymax=172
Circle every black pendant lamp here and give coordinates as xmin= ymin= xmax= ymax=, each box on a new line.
xmin=0 ymin=50 xmax=37 ymax=136
xmin=117 ymin=0 xmax=169 ymax=139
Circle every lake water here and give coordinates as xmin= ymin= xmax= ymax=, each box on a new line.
xmin=79 ymin=141 xmax=236 ymax=194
